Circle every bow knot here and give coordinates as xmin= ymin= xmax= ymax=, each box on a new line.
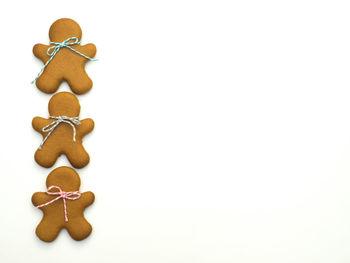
xmin=32 ymin=36 xmax=97 ymax=84
xmin=39 ymin=116 xmax=80 ymax=150
xmin=47 ymin=37 xmax=81 ymax=56
xmin=36 ymin=185 xmax=81 ymax=222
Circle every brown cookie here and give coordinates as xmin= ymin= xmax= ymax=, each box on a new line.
xmin=32 ymin=167 xmax=94 ymax=242
xmin=33 ymin=18 xmax=97 ymax=94
xmin=32 ymin=92 xmax=94 ymax=168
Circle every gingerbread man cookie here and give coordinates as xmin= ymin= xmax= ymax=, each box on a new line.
xmin=32 ymin=167 xmax=94 ymax=242
xmin=32 ymin=92 xmax=94 ymax=168
xmin=33 ymin=18 xmax=97 ymax=94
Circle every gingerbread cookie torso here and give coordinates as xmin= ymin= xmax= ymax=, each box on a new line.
xmin=32 ymin=92 xmax=94 ymax=168
xmin=33 ymin=18 xmax=97 ymax=94
xmin=32 ymin=167 xmax=95 ymax=242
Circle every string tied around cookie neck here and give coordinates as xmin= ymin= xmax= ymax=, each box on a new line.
xmin=39 ymin=116 xmax=80 ymax=150
xmin=36 ymin=185 xmax=81 ymax=222
xmin=31 ymin=36 xmax=97 ymax=84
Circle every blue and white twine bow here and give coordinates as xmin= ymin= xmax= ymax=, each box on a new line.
xmin=32 ymin=37 xmax=97 ymax=84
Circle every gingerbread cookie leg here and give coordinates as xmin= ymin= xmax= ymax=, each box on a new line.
xmin=34 ymin=148 xmax=60 ymax=168
xmin=36 ymin=70 xmax=62 ymax=94
xmin=65 ymin=145 xmax=90 ymax=168
xmin=35 ymin=217 xmax=61 ymax=242
xmin=66 ymin=217 xmax=93 ymax=241
xmin=65 ymin=70 xmax=93 ymax=95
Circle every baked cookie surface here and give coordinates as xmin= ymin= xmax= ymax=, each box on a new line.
xmin=32 ymin=167 xmax=95 ymax=242
xmin=33 ymin=18 xmax=97 ymax=94
xmin=32 ymin=92 xmax=94 ymax=168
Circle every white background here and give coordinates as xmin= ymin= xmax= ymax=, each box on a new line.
xmin=1 ymin=0 xmax=350 ymax=262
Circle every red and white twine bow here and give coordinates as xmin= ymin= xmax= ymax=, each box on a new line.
xmin=36 ymin=185 xmax=81 ymax=222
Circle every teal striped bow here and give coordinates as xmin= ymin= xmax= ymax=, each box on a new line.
xmin=32 ymin=37 xmax=97 ymax=84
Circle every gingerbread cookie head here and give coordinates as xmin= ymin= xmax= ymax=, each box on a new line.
xmin=49 ymin=18 xmax=82 ymax=43
xmin=46 ymin=166 xmax=81 ymax=192
xmin=32 ymin=167 xmax=95 ymax=242
xmin=48 ymin=92 xmax=80 ymax=117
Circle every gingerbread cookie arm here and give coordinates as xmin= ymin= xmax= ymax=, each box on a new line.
xmin=80 ymin=191 xmax=95 ymax=207
xmin=79 ymin=43 xmax=97 ymax=59
xmin=78 ymin=118 xmax=95 ymax=138
xmin=33 ymin=44 xmax=50 ymax=63
xmin=32 ymin=192 xmax=53 ymax=207
xmin=32 ymin=117 xmax=52 ymax=134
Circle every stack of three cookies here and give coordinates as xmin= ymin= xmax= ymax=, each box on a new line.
xmin=31 ymin=18 xmax=97 ymax=242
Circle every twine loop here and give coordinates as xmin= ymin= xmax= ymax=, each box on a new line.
xmin=39 ymin=116 xmax=80 ymax=150
xmin=47 ymin=37 xmax=80 ymax=56
xmin=36 ymin=185 xmax=81 ymax=222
